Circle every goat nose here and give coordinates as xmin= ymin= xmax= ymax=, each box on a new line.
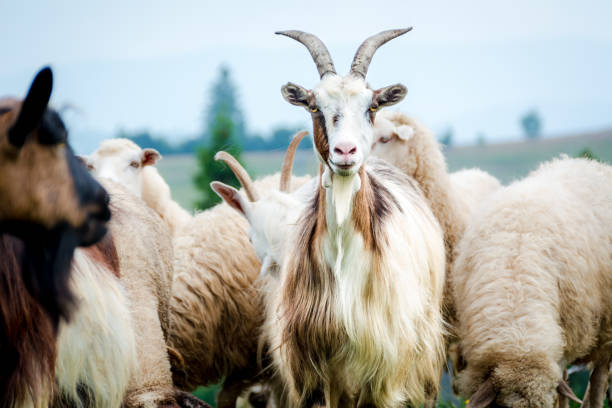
xmin=333 ymin=142 xmax=357 ymax=156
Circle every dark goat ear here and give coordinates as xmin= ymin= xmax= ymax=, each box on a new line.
xmin=281 ymin=82 xmax=311 ymax=108
xmin=8 ymin=67 xmax=53 ymax=148
xmin=467 ymin=377 xmax=497 ymax=408
xmin=373 ymin=83 xmax=407 ymax=108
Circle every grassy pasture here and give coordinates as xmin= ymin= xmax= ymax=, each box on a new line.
xmin=157 ymin=130 xmax=612 ymax=211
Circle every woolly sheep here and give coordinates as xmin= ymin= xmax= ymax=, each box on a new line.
xmin=168 ymin=160 xmax=311 ymax=408
xmin=85 ymin=136 xmax=311 ymax=407
xmin=451 ymin=157 xmax=612 ymax=408
xmin=370 ymin=110 xmax=501 ymax=324
xmin=56 ymin=180 xmax=209 ymax=407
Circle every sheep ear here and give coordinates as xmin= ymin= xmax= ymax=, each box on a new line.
xmin=373 ymin=84 xmax=407 ymax=108
xmin=141 ymin=148 xmax=161 ymax=166
xmin=281 ymin=82 xmax=311 ymax=108
xmin=557 ymin=380 xmax=582 ymax=404
xmin=210 ymin=181 xmax=250 ymax=218
xmin=467 ymin=377 xmax=497 ymax=408
xmin=394 ymin=125 xmax=415 ymax=141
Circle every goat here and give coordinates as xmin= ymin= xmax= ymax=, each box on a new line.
xmin=224 ymin=29 xmax=446 ymax=407
xmin=0 ymin=67 xmax=110 ymax=407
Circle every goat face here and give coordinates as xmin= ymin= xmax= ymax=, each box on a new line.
xmin=283 ymin=76 xmax=406 ymax=177
xmin=279 ymin=29 xmax=409 ymax=177
xmin=0 ymin=67 xmax=110 ymax=246
xmin=83 ymin=138 xmax=160 ymax=198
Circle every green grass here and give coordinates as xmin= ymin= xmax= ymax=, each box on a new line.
xmin=157 ymin=130 xmax=612 ymax=211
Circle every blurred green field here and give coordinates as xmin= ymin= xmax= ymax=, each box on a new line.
xmin=157 ymin=130 xmax=612 ymax=211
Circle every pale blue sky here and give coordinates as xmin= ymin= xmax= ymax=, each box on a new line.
xmin=1 ymin=0 xmax=611 ymax=153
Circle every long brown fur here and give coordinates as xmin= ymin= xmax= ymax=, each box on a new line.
xmin=0 ymin=235 xmax=57 ymax=408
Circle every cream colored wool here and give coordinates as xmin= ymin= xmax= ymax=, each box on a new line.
xmin=448 ymin=168 xmax=501 ymax=217
xmin=371 ymin=110 xmax=501 ymax=322
xmin=54 ymin=180 xmax=181 ymax=407
xmin=452 ymin=157 xmax=612 ymax=407
xmin=141 ymin=166 xmax=192 ymax=236
xmin=104 ymin=181 xmax=179 ymax=406
xmin=168 ymin=174 xmax=312 ymax=392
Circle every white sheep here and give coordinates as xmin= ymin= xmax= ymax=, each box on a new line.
xmin=85 ymin=138 xmax=191 ymax=235
xmin=451 ymin=157 xmax=612 ymax=408
xmin=86 ymin=135 xmax=311 ymax=408
xmin=167 ymin=150 xmax=311 ymax=408
xmin=370 ymin=110 xmax=501 ymax=328
xmin=56 ymin=180 xmax=210 ymax=407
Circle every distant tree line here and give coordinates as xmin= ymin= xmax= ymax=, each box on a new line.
xmin=118 ymin=65 xmax=311 ymax=156
xmin=118 ymin=125 xmax=312 ymax=156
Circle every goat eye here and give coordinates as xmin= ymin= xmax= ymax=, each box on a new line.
xmin=369 ymin=105 xmax=378 ymax=112
xmin=309 ymin=105 xmax=318 ymax=113
xmin=130 ymin=161 xmax=140 ymax=169
xmin=87 ymin=164 xmax=95 ymax=171
xmin=378 ymin=136 xmax=392 ymax=144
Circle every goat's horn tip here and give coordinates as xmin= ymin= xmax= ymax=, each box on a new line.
xmin=214 ymin=151 xmax=227 ymax=161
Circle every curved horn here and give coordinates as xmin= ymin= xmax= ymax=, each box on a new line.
xmin=214 ymin=151 xmax=260 ymax=202
xmin=350 ymin=28 xmax=412 ymax=79
xmin=280 ymin=130 xmax=308 ymax=192
xmin=275 ymin=30 xmax=336 ymax=78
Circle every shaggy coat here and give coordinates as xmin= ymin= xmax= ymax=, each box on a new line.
xmin=452 ymin=157 xmax=612 ymax=407
xmin=267 ymin=159 xmax=446 ymax=408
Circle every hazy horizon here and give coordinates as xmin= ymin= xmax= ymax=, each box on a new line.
xmin=2 ymin=0 xmax=611 ymax=154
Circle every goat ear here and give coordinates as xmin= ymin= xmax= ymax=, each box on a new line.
xmin=373 ymin=84 xmax=407 ymax=108
xmin=557 ymin=379 xmax=582 ymax=404
xmin=210 ymin=181 xmax=250 ymax=218
xmin=281 ymin=82 xmax=311 ymax=108
xmin=174 ymin=390 xmax=213 ymax=407
xmin=9 ymin=67 xmax=53 ymax=148
xmin=467 ymin=377 xmax=497 ymax=408
xmin=141 ymin=148 xmax=161 ymax=166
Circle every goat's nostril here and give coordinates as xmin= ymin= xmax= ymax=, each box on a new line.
xmin=334 ymin=142 xmax=358 ymax=156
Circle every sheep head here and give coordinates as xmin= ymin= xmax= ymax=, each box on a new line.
xmin=84 ymin=138 xmax=160 ymax=198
